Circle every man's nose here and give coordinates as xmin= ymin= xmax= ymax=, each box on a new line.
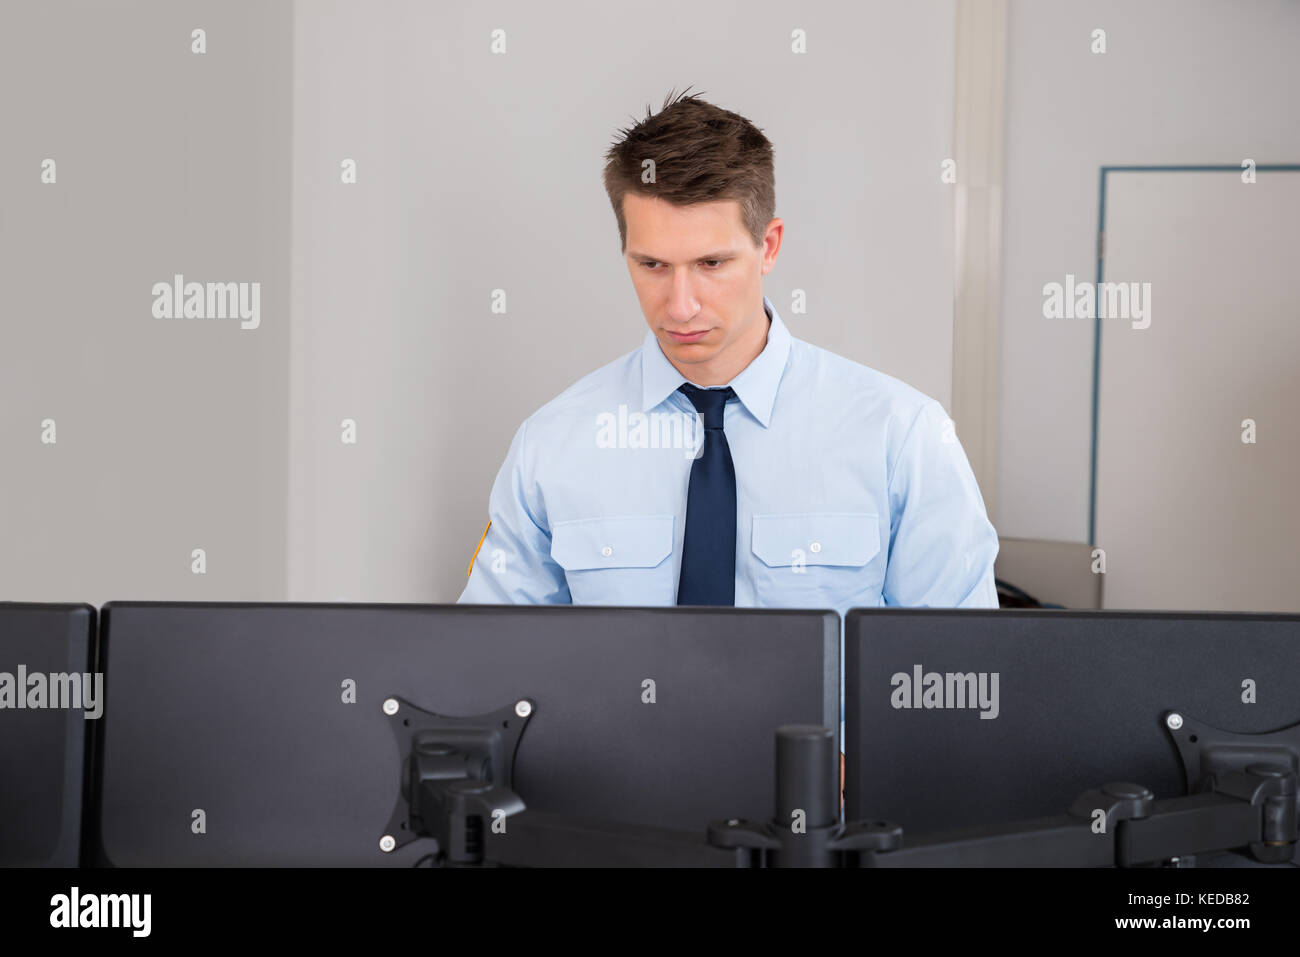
xmin=666 ymin=269 xmax=699 ymax=321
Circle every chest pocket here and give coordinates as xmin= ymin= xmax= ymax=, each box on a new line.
xmin=550 ymin=514 xmax=676 ymax=605
xmin=750 ymin=512 xmax=883 ymax=608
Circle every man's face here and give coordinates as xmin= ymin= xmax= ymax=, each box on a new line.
xmin=623 ymin=193 xmax=782 ymax=384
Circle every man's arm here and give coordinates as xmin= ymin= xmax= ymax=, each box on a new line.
xmin=881 ymin=399 xmax=1000 ymax=607
xmin=458 ymin=419 xmax=571 ymax=604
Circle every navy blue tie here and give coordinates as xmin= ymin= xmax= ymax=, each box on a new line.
xmin=676 ymin=383 xmax=737 ymax=605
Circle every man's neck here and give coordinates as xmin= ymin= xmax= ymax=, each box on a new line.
xmin=675 ymin=302 xmax=771 ymax=387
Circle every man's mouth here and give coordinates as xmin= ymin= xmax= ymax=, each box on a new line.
xmin=667 ymin=329 xmax=710 ymax=343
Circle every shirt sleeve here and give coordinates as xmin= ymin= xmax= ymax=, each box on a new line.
xmin=881 ymin=399 xmax=1000 ymax=608
xmin=457 ymin=419 xmax=572 ymax=604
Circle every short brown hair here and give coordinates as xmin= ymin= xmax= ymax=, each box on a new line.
xmin=602 ymin=87 xmax=775 ymax=253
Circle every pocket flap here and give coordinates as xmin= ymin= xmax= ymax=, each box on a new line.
xmin=551 ymin=514 xmax=674 ymax=571
xmin=751 ymin=512 xmax=880 ymax=567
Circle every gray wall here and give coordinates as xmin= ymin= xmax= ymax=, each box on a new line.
xmin=1095 ymin=169 xmax=1300 ymax=611
xmin=287 ymin=0 xmax=960 ymax=602
xmin=996 ymin=0 xmax=1300 ymax=546
xmin=1 ymin=0 xmax=291 ymax=607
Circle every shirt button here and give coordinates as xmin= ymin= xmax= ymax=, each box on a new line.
xmin=601 ymin=545 xmax=613 ymax=557
xmin=810 ymin=542 xmax=822 ymax=554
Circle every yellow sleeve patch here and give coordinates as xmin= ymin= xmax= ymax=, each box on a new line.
xmin=467 ymin=520 xmax=491 ymax=577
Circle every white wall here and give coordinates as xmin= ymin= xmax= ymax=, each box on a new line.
xmin=997 ymin=0 xmax=1300 ymax=545
xmin=288 ymin=0 xmax=960 ymax=602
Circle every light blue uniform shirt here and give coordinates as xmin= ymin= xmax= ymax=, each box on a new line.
xmin=458 ymin=296 xmax=1000 ymax=742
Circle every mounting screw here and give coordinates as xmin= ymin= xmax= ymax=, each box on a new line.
xmin=379 ymin=835 xmax=396 ymax=852
xmin=515 ymin=699 xmax=532 ymax=718
xmin=383 ymin=698 xmax=399 ymax=716
xmin=1166 ymin=713 xmax=1183 ymax=731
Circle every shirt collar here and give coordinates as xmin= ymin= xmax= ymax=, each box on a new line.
xmin=639 ymin=295 xmax=792 ymax=428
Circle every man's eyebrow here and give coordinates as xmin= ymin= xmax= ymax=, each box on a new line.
xmin=627 ymin=250 xmax=736 ymax=262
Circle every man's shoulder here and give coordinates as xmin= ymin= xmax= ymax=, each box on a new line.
xmin=788 ymin=334 xmax=941 ymax=426
xmin=520 ymin=344 xmax=642 ymax=436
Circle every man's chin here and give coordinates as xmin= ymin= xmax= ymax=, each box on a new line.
xmin=664 ymin=344 xmax=714 ymax=362
xmin=661 ymin=334 xmax=714 ymax=353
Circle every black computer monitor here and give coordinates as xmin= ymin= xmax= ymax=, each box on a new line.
xmin=90 ymin=602 xmax=838 ymax=866
xmin=845 ymin=608 xmax=1300 ymax=865
xmin=0 ymin=602 xmax=96 ymax=866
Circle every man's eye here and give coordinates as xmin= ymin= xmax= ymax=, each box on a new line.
xmin=639 ymin=260 xmax=723 ymax=270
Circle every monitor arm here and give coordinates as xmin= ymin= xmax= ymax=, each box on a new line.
xmin=380 ymin=706 xmax=1297 ymax=867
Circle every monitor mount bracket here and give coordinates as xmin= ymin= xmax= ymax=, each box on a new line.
xmin=1166 ymin=709 xmax=1299 ymax=863
xmin=379 ymin=696 xmax=534 ymax=863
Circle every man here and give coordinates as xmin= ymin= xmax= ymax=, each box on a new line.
xmin=458 ymin=90 xmax=1000 ymax=790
